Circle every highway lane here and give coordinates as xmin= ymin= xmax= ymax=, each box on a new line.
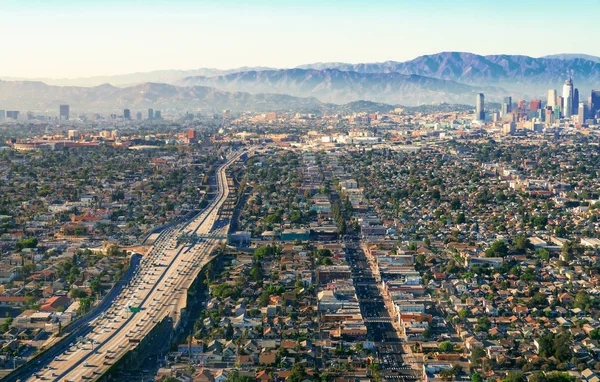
xmin=25 ymin=150 xmax=246 ymax=382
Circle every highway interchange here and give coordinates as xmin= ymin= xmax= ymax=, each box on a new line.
xmin=20 ymin=150 xmax=245 ymax=382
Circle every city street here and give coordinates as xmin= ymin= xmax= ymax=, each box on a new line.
xmin=345 ymin=244 xmax=418 ymax=380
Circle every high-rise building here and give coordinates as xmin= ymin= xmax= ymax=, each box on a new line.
xmin=124 ymin=109 xmax=131 ymax=120
xmin=154 ymin=110 xmax=161 ymax=120
xmin=547 ymin=89 xmax=557 ymax=108
xmin=562 ymin=78 xmax=574 ymax=118
xmin=148 ymin=108 xmax=154 ymax=120
xmin=0 ymin=110 xmax=5 ymax=122
xmin=59 ymin=104 xmax=70 ymax=120
xmin=578 ymin=103 xmax=586 ymax=124
xmin=592 ymin=90 xmax=600 ymax=117
xmin=530 ymin=100 xmax=542 ymax=111
xmin=564 ymin=96 xmax=573 ymax=118
xmin=545 ymin=107 xmax=555 ymax=124
xmin=563 ymin=77 xmax=574 ymax=100
xmin=187 ymin=129 xmax=197 ymax=140
xmin=136 ymin=111 xmax=143 ymax=121
xmin=476 ymin=93 xmax=485 ymax=121
xmin=573 ymin=88 xmax=579 ymax=116
xmin=6 ymin=111 xmax=19 ymax=120
xmin=503 ymin=96 xmax=512 ymax=112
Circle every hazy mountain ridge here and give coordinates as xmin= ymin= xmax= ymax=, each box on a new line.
xmin=0 ymin=80 xmax=324 ymax=113
xmin=297 ymin=52 xmax=600 ymax=95
xmin=177 ymin=68 xmax=509 ymax=105
xmin=541 ymin=54 xmax=600 ymax=63
xmin=0 ymin=66 xmax=276 ymax=88
xmin=3 ymin=52 xmax=600 ymax=108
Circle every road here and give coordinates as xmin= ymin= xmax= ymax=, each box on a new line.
xmin=345 ymin=244 xmax=418 ymax=381
xmin=3 ymin=252 xmax=143 ymax=382
xmin=22 ymin=150 xmax=245 ymax=382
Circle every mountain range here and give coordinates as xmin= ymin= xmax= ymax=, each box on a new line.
xmin=176 ymin=68 xmax=508 ymax=105
xmin=2 ymin=52 xmax=600 ymax=111
xmin=296 ymin=52 xmax=600 ymax=96
xmin=0 ymin=81 xmax=324 ymax=113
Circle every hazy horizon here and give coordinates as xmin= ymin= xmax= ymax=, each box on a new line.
xmin=2 ymin=0 xmax=600 ymax=78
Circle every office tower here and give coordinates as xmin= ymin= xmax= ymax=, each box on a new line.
xmin=154 ymin=110 xmax=161 ymax=120
xmin=503 ymin=122 xmax=516 ymax=135
xmin=564 ymin=96 xmax=573 ymax=118
xmin=547 ymin=89 xmax=557 ymax=108
xmin=578 ymin=103 xmax=586 ymax=124
xmin=545 ymin=107 xmax=554 ymax=124
xmin=59 ymin=105 xmax=70 ymax=120
xmin=124 ymin=109 xmax=131 ymax=120
xmin=530 ymin=100 xmax=542 ymax=111
xmin=148 ymin=108 xmax=154 ymax=120
xmin=563 ymin=77 xmax=574 ymax=100
xmin=563 ymin=77 xmax=573 ymax=118
xmin=503 ymin=97 xmax=512 ymax=112
xmin=0 ymin=110 xmax=5 ymax=122
xmin=557 ymin=96 xmax=564 ymax=112
xmin=475 ymin=93 xmax=485 ymax=121
xmin=592 ymin=90 xmax=600 ymax=116
xmin=187 ymin=129 xmax=197 ymax=140
xmin=6 ymin=111 xmax=19 ymax=120
xmin=136 ymin=111 xmax=143 ymax=121
xmin=573 ymin=89 xmax=579 ymax=116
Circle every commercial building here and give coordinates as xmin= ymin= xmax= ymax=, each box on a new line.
xmin=67 ymin=130 xmax=79 ymax=140
xmin=578 ymin=103 xmax=586 ymax=124
xmin=475 ymin=93 xmax=485 ymax=121
xmin=59 ymin=105 xmax=70 ymax=120
xmin=547 ymin=89 xmax=557 ymax=108
xmin=124 ymin=109 xmax=131 ymax=120
xmin=563 ymin=78 xmax=574 ymax=118
xmin=592 ymin=90 xmax=600 ymax=117
xmin=148 ymin=108 xmax=154 ymax=120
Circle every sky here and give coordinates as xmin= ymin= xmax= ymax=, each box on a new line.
xmin=2 ymin=0 xmax=600 ymax=78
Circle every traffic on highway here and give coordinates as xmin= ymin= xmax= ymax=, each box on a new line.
xmin=23 ymin=150 xmax=246 ymax=382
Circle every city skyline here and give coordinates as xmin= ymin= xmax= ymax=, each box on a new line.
xmin=2 ymin=0 xmax=600 ymax=78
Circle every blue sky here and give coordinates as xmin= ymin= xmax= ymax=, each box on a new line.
xmin=2 ymin=0 xmax=599 ymax=78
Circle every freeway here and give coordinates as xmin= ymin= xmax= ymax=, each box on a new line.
xmin=20 ymin=149 xmax=246 ymax=382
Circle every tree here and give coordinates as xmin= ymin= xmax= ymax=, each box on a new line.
xmin=513 ymin=235 xmax=534 ymax=253
xmin=225 ymin=322 xmax=234 ymax=340
xmin=471 ymin=373 xmax=484 ymax=382
xmin=536 ymin=248 xmax=550 ymax=262
xmin=503 ymin=372 xmax=524 ymax=382
xmin=485 ymin=240 xmax=508 ymax=257
xmin=574 ymin=291 xmax=590 ymax=310
xmin=471 ymin=346 xmax=486 ymax=365
xmin=450 ymin=198 xmax=461 ymax=210
xmin=16 ymin=237 xmax=38 ymax=250
xmin=90 ymin=278 xmax=102 ymax=295
xmin=288 ymin=364 xmax=307 ymax=382
xmin=439 ymin=340 xmax=454 ymax=352
xmin=71 ymin=288 xmax=88 ymax=299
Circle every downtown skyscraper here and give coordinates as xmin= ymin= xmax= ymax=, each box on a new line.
xmin=476 ymin=93 xmax=485 ymax=121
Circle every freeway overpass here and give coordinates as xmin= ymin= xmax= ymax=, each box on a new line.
xmin=15 ymin=149 xmax=247 ymax=382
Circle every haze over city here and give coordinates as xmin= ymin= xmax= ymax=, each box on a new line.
xmin=2 ymin=0 xmax=600 ymax=78
xmin=2 ymin=2 xmax=600 ymax=382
